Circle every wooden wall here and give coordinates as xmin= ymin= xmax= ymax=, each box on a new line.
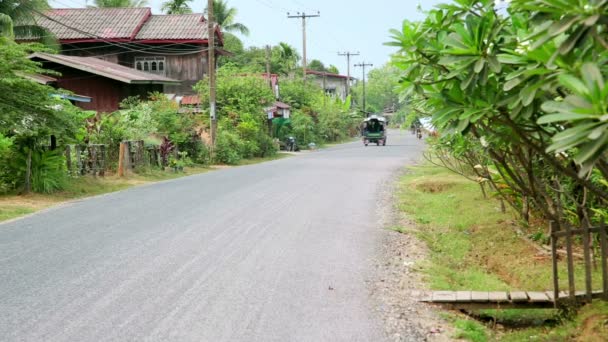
xmin=41 ymin=60 xmax=163 ymax=112
xmin=61 ymin=43 xmax=208 ymax=95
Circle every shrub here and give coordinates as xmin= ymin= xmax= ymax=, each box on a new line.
xmin=10 ymin=148 xmax=68 ymax=194
xmin=215 ymin=131 xmax=244 ymax=165
xmin=256 ymin=132 xmax=277 ymax=157
xmin=0 ymin=134 xmax=14 ymax=193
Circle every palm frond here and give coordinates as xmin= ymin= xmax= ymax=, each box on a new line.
xmin=0 ymin=14 xmax=14 ymax=38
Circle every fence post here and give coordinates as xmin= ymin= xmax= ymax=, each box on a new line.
xmin=65 ymin=145 xmax=72 ymax=175
xmin=89 ymin=145 xmax=97 ymax=177
xmin=600 ymin=221 xmax=608 ymax=301
xmin=75 ymin=145 xmax=83 ymax=175
xmin=550 ymin=221 xmax=560 ymax=308
xmin=137 ymin=140 xmax=144 ymax=168
xmin=118 ymin=142 xmax=126 ymax=177
xmin=565 ymin=224 xmax=576 ymax=299
xmin=583 ymin=220 xmax=593 ymax=303
xmin=99 ymin=145 xmax=106 ymax=177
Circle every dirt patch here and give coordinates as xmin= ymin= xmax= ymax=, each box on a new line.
xmin=577 ymin=314 xmax=608 ymax=342
xmin=370 ymin=173 xmax=455 ymax=341
xmin=414 ymin=181 xmax=455 ymax=194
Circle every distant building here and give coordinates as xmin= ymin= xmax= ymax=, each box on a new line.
xmin=305 ymin=70 xmax=355 ymax=101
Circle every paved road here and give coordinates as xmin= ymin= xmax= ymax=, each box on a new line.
xmin=0 ymin=129 xmax=424 ymax=342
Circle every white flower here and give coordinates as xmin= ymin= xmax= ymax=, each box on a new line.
xmin=480 ymin=136 xmax=489 ymax=148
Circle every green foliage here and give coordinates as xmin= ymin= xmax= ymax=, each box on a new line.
xmin=10 ymin=148 xmax=67 ymax=193
xmin=307 ymin=59 xmax=326 ymax=72
xmin=161 ymin=0 xmax=192 ymax=14
xmin=215 ymin=130 xmax=243 ymax=165
xmin=1 ymin=0 xmax=57 ymax=46
xmin=453 ymin=319 xmax=488 ymax=342
xmin=279 ymin=78 xmax=323 ymax=109
xmin=93 ymin=0 xmax=148 ymax=7
xmin=222 ymin=42 xmax=300 ymax=75
xmin=351 ymin=63 xmax=403 ymax=114
xmin=387 ymin=0 xmax=608 ymax=226
xmin=0 ymin=38 xmax=90 ymax=193
xmin=205 ymin=0 xmax=249 ymax=36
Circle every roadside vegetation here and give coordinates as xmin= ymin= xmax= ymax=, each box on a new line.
xmin=387 ymin=0 xmax=608 ymax=338
xmin=0 ymin=0 xmax=360 ymax=217
xmin=397 ymin=164 xmax=608 ymax=341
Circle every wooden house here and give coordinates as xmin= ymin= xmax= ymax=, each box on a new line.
xmin=18 ymin=8 xmax=224 ymax=104
xmin=28 ymin=52 xmax=180 ymax=112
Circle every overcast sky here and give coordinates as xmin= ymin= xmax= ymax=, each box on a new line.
xmin=49 ymin=0 xmax=448 ymax=76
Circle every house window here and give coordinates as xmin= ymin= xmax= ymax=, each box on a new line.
xmin=134 ymin=56 xmax=166 ymax=75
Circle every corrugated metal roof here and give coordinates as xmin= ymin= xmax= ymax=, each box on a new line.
xmin=181 ymin=95 xmax=200 ymax=105
xmin=29 ymin=53 xmax=180 ymax=84
xmin=135 ymin=14 xmax=210 ymax=40
xmin=35 ymin=8 xmax=151 ymax=40
xmin=306 ymin=69 xmax=354 ymax=80
xmin=17 ymin=72 xmax=58 ymax=84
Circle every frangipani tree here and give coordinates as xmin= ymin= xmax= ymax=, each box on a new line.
xmin=387 ymin=0 xmax=608 ymax=225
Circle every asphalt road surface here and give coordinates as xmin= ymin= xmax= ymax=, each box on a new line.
xmin=0 ymin=129 xmax=425 ymax=342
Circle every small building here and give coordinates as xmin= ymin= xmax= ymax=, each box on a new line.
xmin=266 ymin=101 xmax=291 ymax=119
xmin=305 ymin=70 xmax=355 ymax=101
xmin=29 ymin=52 xmax=180 ymax=112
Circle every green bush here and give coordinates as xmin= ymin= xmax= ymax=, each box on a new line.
xmin=215 ymin=131 xmax=244 ymax=165
xmin=0 ymin=134 xmax=14 ymax=193
xmin=256 ymin=132 xmax=277 ymax=157
xmin=10 ymin=148 xmax=68 ymax=194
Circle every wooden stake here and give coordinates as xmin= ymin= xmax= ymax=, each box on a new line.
xmin=118 ymin=142 xmax=126 ymax=177
xmin=583 ymin=220 xmax=593 ymax=302
xmin=565 ymin=224 xmax=576 ymax=299
xmin=550 ymin=221 xmax=559 ymax=308
xmin=600 ymin=221 xmax=608 ymax=300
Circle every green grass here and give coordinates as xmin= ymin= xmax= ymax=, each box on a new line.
xmin=0 ymin=206 xmax=35 ymax=222
xmin=454 ymin=319 xmax=489 ymax=342
xmin=395 ymin=164 xmax=608 ymax=341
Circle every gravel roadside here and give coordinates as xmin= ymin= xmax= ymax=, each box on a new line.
xmin=371 ymin=169 xmax=455 ymax=342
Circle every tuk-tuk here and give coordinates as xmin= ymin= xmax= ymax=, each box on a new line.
xmin=362 ymin=115 xmax=387 ymax=146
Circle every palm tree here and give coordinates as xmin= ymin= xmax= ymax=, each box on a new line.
xmin=0 ymin=0 xmax=53 ymax=44
xmin=0 ymin=13 xmax=13 ymax=38
xmin=93 ymin=0 xmax=148 ymax=7
xmin=161 ymin=0 xmax=192 ymax=14
xmin=277 ymin=42 xmax=299 ymax=71
xmin=205 ymin=0 xmax=249 ymax=36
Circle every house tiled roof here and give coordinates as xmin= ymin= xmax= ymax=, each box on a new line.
xmin=26 ymin=8 xmax=217 ymax=42
xmin=36 ymin=8 xmax=151 ymax=40
xmin=29 ymin=52 xmax=180 ymax=85
xmin=135 ymin=14 xmax=210 ymax=40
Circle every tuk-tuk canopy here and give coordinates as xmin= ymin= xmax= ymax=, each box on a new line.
xmin=363 ymin=114 xmax=387 ymax=123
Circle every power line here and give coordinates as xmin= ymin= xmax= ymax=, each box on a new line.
xmin=25 ymin=0 xmax=217 ymax=55
xmin=354 ymin=61 xmax=373 ymax=116
xmin=338 ymin=51 xmax=359 ymax=97
xmin=287 ymin=11 xmax=320 ymax=80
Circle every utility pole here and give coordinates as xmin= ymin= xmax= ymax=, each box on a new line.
xmin=265 ymin=44 xmax=273 ymax=135
xmin=287 ymin=11 xmax=320 ymax=81
xmin=207 ymin=0 xmax=217 ymax=146
xmin=354 ymin=61 xmax=373 ymax=117
xmin=265 ymin=44 xmax=272 ymax=88
xmin=338 ymin=51 xmax=359 ymax=98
